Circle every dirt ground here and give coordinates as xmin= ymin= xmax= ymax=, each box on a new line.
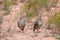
xmin=1 ymin=1 xmax=60 ymax=40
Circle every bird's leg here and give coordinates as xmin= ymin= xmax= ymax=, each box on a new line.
xmin=21 ymin=27 xmax=25 ymax=33
xmin=22 ymin=30 xmax=24 ymax=33
xmin=36 ymin=29 xmax=40 ymax=33
xmin=33 ymin=28 xmax=36 ymax=33
xmin=17 ymin=28 xmax=21 ymax=33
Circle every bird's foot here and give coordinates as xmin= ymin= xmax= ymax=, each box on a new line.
xmin=36 ymin=29 xmax=41 ymax=33
xmin=17 ymin=30 xmax=21 ymax=33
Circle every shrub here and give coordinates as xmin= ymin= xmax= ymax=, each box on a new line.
xmin=0 ymin=15 xmax=2 ymax=33
xmin=3 ymin=0 xmax=16 ymax=11
xmin=55 ymin=34 xmax=60 ymax=40
xmin=51 ymin=12 xmax=60 ymax=27
xmin=22 ymin=0 xmax=57 ymax=18
xmin=48 ymin=12 xmax=60 ymax=34
xmin=0 ymin=15 xmax=2 ymax=24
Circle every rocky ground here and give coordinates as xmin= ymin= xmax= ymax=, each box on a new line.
xmin=0 ymin=0 xmax=60 ymax=40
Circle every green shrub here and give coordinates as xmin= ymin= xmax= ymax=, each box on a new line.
xmin=55 ymin=34 xmax=60 ymax=40
xmin=0 ymin=15 xmax=2 ymax=31
xmin=3 ymin=0 xmax=16 ymax=11
xmin=50 ymin=12 xmax=60 ymax=27
xmin=0 ymin=15 xmax=2 ymax=24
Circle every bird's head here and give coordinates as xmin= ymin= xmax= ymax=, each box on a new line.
xmin=19 ymin=16 xmax=25 ymax=20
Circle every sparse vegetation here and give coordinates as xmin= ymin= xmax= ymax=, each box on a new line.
xmin=3 ymin=0 xmax=16 ymax=11
xmin=55 ymin=34 xmax=60 ymax=40
xmin=22 ymin=0 xmax=57 ymax=18
xmin=0 ymin=15 xmax=2 ymax=34
xmin=49 ymin=12 xmax=60 ymax=27
xmin=3 ymin=0 xmax=11 ymax=11
xmin=0 ymin=15 xmax=2 ymax=24
xmin=0 ymin=0 xmax=17 ymax=16
xmin=48 ymin=12 xmax=60 ymax=34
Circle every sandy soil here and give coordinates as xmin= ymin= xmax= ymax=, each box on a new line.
xmin=1 ymin=1 xmax=60 ymax=40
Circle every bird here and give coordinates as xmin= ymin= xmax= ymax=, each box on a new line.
xmin=33 ymin=16 xmax=43 ymax=33
xmin=17 ymin=16 xmax=25 ymax=32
